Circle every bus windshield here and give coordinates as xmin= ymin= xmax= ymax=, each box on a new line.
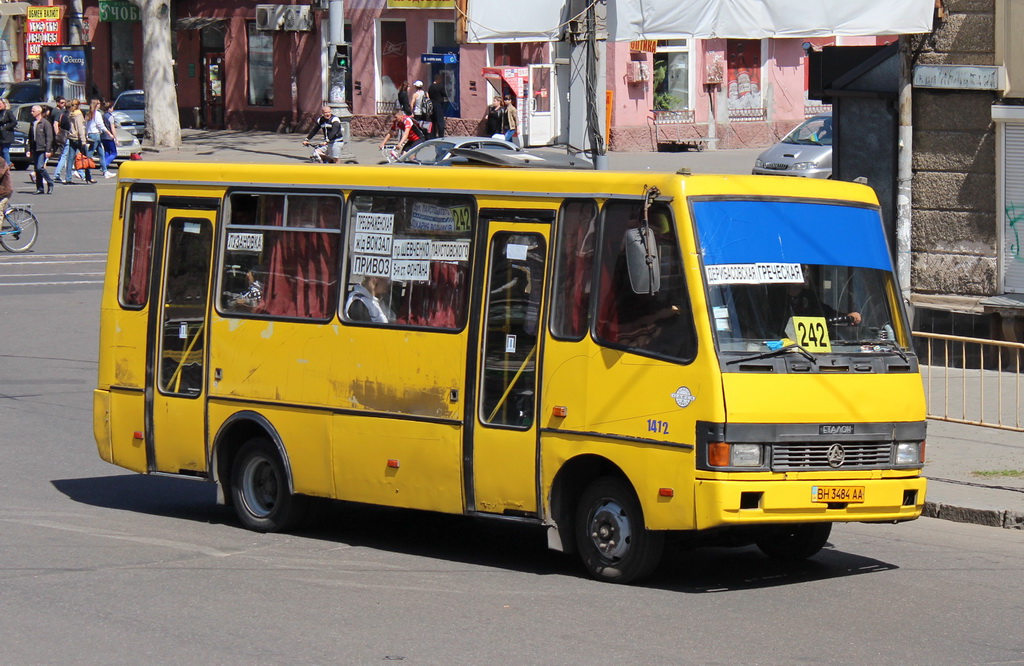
xmin=692 ymin=199 xmax=909 ymax=356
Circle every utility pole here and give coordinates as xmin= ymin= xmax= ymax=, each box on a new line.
xmin=565 ymin=0 xmax=607 ymax=169
xmin=67 ymin=0 xmax=85 ymax=45
xmin=326 ymin=0 xmax=351 ymax=138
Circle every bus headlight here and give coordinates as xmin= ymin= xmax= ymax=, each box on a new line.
xmin=708 ymin=442 xmax=763 ymax=467
xmin=896 ymin=441 xmax=925 ymax=465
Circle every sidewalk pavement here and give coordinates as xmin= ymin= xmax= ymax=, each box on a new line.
xmin=141 ymin=129 xmax=1024 ymax=531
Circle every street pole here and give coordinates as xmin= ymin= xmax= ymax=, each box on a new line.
xmin=896 ymin=35 xmax=914 ymax=310
xmin=566 ymin=0 xmax=607 ymax=169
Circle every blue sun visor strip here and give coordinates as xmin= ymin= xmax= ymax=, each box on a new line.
xmin=691 ymin=200 xmax=892 ymax=272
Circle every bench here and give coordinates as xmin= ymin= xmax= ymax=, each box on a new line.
xmin=651 ymin=110 xmax=718 ymax=151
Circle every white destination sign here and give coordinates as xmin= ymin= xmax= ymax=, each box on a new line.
xmin=227 ymin=232 xmax=263 ymax=252
xmin=355 ymin=212 xmax=395 ymax=233
xmin=353 ymin=232 xmax=392 ymax=255
xmin=410 ymin=202 xmax=456 ymax=231
xmin=350 ymin=254 xmax=391 ymax=278
xmin=431 ymin=240 xmax=471 ymax=262
xmin=705 ymin=262 xmax=803 ymax=285
xmin=391 ymin=260 xmax=431 ymax=282
xmin=392 ymin=238 xmax=432 ymax=260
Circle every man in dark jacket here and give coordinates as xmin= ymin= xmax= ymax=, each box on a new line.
xmin=302 ymin=105 xmax=344 ymax=163
xmin=427 ymin=73 xmax=447 ymax=139
xmin=28 ymin=104 xmax=54 ymax=194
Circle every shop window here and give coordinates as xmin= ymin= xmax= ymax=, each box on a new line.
xmin=247 ymin=22 xmax=274 ymax=106
xmin=653 ymin=39 xmax=690 ymax=111
xmin=219 ymin=192 xmax=342 ymax=320
xmin=342 ymin=193 xmax=474 ymax=329
xmin=595 ymin=201 xmax=696 ymax=362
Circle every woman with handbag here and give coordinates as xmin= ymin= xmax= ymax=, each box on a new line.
xmin=85 ymin=99 xmax=114 ymax=179
xmin=67 ymin=99 xmax=96 ymax=184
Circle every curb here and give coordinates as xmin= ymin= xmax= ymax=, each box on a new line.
xmin=923 ymin=501 xmax=1024 ymax=530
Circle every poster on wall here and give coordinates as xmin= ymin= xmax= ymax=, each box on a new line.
xmin=726 ymin=39 xmax=762 ymax=113
xmin=40 ymin=46 xmax=91 ymax=103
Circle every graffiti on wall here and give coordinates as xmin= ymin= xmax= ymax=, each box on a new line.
xmin=1007 ymin=202 xmax=1022 ymax=260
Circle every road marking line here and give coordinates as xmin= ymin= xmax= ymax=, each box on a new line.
xmin=0 ymin=280 xmax=103 ymax=286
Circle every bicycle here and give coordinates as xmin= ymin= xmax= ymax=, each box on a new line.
xmin=0 ymin=204 xmax=39 ymax=253
xmin=305 ymin=141 xmax=329 ymax=163
xmin=378 ymin=142 xmax=401 ymax=164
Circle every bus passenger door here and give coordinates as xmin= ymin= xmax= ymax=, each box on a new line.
xmin=147 ymin=211 xmax=215 ymax=475
xmin=470 ymin=219 xmax=549 ymax=515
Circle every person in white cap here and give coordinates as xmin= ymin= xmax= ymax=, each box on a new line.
xmin=411 ymin=80 xmax=428 ymax=128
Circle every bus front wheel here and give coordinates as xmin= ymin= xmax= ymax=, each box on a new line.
xmin=755 ymin=523 xmax=832 ymax=560
xmin=230 ymin=438 xmax=307 ymax=533
xmin=575 ymin=477 xmax=664 ymax=584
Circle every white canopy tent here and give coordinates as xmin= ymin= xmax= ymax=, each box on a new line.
xmin=465 ymin=0 xmax=935 ymax=42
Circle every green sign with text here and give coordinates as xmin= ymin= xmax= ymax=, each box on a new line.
xmin=99 ymin=0 xmax=140 ymax=22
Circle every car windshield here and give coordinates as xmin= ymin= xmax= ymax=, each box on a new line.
xmin=781 ymin=115 xmax=832 ymax=147
xmin=115 ymin=93 xmax=144 ymax=111
xmin=401 ymin=141 xmax=456 ymax=164
xmin=7 ymin=83 xmax=41 ymax=104
xmin=693 ymin=199 xmax=910 ymax=360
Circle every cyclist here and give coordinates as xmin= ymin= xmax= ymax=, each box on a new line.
xmin=379 ymin=108 xmax=425 ymax=158
xmin=302 ymin=105 xmax=344 ymax=164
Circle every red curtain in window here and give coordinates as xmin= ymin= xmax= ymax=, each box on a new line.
xmin=124 ymin=201 xmax=155 ymax=305
xmin=257 ymin=198 xmax=339 ymax=319
xmin=560 ymin=203 xmax=596 ymax=336
xmin=396 ymin=261 xmax=466 ymax=327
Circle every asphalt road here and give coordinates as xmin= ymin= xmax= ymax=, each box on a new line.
xmin=1 ymin=159 xmax=1023 ymax=664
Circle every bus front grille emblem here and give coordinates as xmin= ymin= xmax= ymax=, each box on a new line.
xmin=827 ymin=443 xmax=846 ymax=468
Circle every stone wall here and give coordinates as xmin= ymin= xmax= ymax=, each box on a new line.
xmin=910 ymin=0 xmax=999 ymax=296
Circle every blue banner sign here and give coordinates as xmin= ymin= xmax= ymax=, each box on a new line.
xmin=421 ymin=53 xmax=458 ymax=64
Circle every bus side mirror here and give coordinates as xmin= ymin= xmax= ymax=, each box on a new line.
xmin=624 ymin=228 xmax=660 ymax=295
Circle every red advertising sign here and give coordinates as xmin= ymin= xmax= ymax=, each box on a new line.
xmin=27 ymin=6 xmax=64 ymax=60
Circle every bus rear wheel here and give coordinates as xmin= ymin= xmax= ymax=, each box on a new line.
xmin=755 ymin=523 xmax=832 ymax=560
xmin=575 ymin=477 xmax=664 ymax=584
xmin=230 ymin=438 xmax=308 ymax=533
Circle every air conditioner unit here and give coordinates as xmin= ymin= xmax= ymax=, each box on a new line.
xmin=255 ymin=5 xmax=314 ymax=31
xmin=625 ymin=61 xmax=650 ymax=84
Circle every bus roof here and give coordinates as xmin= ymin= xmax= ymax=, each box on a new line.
xmin=116 ymin=161 xmax=880 ymax=207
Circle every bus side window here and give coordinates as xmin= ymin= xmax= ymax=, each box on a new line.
xmin=218 ymin=192 xmax=342 ymax=320
xmin=551 ymin=199 xmax=597 ymax=339
xmin=118 ymin=186 xmax=157 ymax=308
xmin=594 ymin=201 xmax=696 ymax=362
xmin=342 ymin=193 xmax=475 ymax=329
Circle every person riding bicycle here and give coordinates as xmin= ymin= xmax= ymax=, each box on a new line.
xmin=379 ymin=108 xmax=425 ymax=158
xmin=303 ymin=105 xmax=344 ymax=164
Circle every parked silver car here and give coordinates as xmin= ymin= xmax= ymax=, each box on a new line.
xmin=752 ymin=113 xmax=832 ymax=179
xmin=111 ymin=89 xmax=145 ymax=139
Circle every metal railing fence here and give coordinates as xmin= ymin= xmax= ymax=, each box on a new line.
xmin=915 ymin=331 xmax=1024 ymax=432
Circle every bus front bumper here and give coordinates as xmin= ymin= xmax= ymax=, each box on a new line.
xmin=694 ymin=476 xmax=927 ymax=529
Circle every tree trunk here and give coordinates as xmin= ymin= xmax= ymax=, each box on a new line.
xmin=130 ymin=0 xmax=181 ymax=147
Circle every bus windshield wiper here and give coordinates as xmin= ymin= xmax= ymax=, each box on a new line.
xmin=858 ymin=339 xmax=909 ymax=362
xmin=726 ymin=342 xmax=817 ymax=365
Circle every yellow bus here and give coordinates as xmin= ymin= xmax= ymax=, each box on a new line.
xmin=93 ymin=161 xmax=927 ymax=583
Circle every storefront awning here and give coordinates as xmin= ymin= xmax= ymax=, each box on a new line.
xmin=465 ymin=0 xmax=936 ymax=42
xmin=0 ymin=3 xmax=29 ymax=17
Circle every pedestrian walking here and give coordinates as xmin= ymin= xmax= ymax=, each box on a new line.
xmin=102 ymin=101 xmax=119 ymax=172
xmin=27 ymin=104 xmax=54 ymax=194
xmin=0 ymin=99 xmax=15 ymax=167
xmin=67 ymin=99 xmax=95 ymax=184
xmin=85 ymin=98 xmax=115 ymax=178
xmin=51 ymin=97 xmax=72 ymax=184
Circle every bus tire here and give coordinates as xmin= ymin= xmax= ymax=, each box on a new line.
xmin=575 ymin=477 xmax=664 ymax=584
xmin=756 ymin=523 xmax=832 ymax=561
xmin=230 ymin=438 xmax=307 ymax=533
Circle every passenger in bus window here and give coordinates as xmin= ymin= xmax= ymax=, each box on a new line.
xmin=232 ymin=264 xmax=265 ymax=310
xmin=345 ymin=275 xmax=393 ymax=323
